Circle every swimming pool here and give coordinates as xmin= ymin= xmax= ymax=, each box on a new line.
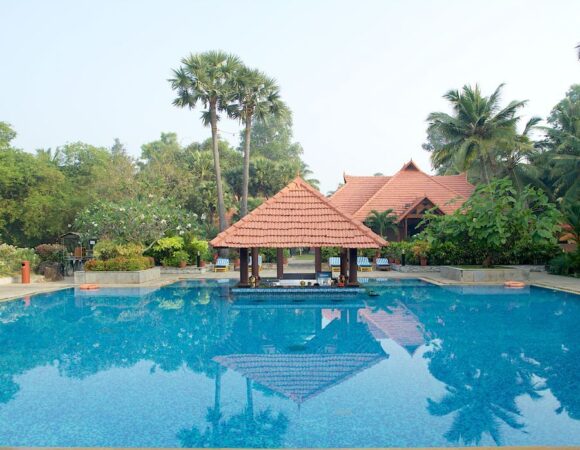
xmin=0 ymin=279 xmax=578 ymax=447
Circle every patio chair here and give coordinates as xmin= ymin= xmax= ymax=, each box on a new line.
xmin=357 ymin=256 xmax=372 ymax=271
xmin=214 ymin=258 xmax=230 ymax=272
xmin=376 ymin=258 xmax=390 ymax=271
xmin=328 ymin=257 xmax=341 ymax=272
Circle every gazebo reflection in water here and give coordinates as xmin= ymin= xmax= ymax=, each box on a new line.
xmin=212 ymin=298 xmax=388 ymax=406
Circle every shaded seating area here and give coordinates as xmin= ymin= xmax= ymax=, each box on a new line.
xmin=248 ymin=254 xmax=262 ymax=272
xmin=357 ymin=256 xmax=372 ymax=271
xmin=214 ymin=258 xmax=230 ymax=272
xmin=210 ymin=177 xmax=387 ymax=287
xmin=376 ymin=257 xmax=390 ymax=270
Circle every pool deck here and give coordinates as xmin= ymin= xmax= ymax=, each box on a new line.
xmin=0 ymin=267 xmax=578 ymax=303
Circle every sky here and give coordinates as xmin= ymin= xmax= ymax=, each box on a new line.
xmin=1 ymin=0 xmax=579 ymax=193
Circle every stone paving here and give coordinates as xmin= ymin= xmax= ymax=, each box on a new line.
xmin=1 ymin=259 xmax=578 ymax=303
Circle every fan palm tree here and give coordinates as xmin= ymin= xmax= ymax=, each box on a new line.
xmin=427 ymin=84 xmax=527 ymax=184
xmin=170 ymin=51 xmax=242 ymax=232
xmin=232 ymin=67 xmax=287 ymax=217
xmin=365 ymin=209 xmax=398 ymax=239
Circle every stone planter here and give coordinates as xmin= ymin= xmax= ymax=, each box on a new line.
xmin=440 ymin=266 xmax=530 ymax=282
xmin=74 ymin=267 xmax=161 ymax=285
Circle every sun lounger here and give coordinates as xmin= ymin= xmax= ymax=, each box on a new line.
xmin=328 ymin=257 xmax=341 ymax=272
xmin=376 ymin=257 xmax=390 ymax=271
xmin=357 ymin=256 xmax=372 ymax=271
xmin=214 ymin=258 xmax=230 ymax=272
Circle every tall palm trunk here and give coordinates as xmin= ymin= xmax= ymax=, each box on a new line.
xmin=210 ymin=99 xmax=227 ymax=232
xmin=241 ymin=112 xmax=253 ymax=217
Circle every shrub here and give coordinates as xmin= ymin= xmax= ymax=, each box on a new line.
xmin=35 ymin=244 xmax=65 ymax=262
xmin=94 ymin=240 xmax=143 ymax=260
xmin=149 ymin=236 xmax=184 ymax=263
xmin=321 ymin=247 xmax=340 ymax=261
xmin=185 ymin=238 xmax=210 ymax=262
xmin=85 ymin=256 xmax=153 ymax=272
xmin=547 ymin=251 xmax=580 ymax=277
xmin=261 ymin=248 xmax=290 ymax=263
xmin=0 ymin=244 xmax=39 ymax=276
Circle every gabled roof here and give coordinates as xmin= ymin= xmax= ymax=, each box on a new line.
xmin=330 ymin=161 xmax=474 ymax=221
xmin=210 ymin=177 xmax=387 ymax=248
xmin=213 ymin=353 xmax=384 ymax=404
xmin=359 ymin=305 xmax=427 ymax=356
xmin=331 ymin=176 xmax=390 ymax=214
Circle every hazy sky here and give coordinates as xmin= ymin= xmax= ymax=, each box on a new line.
xmin=2 ymin=0 xmax=579 ymax=193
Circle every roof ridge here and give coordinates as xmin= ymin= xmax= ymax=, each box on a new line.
xmin=211 ymin=176 xmax=387 ymax=248
xmin=351 ymin=170 xmax=402 ymax=218
xmin=291 ymin=177 xmax=387 ymax=246
xmin=352 ymin=165 xmax=465 ymax=219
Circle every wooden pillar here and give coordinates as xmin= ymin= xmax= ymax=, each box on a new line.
xmin=314 ymin=248 xmax=322 ymax=274
xmin=239 ymin=248 xmax=249 ymax=287
xmin=276 ymin=248 xmax=284 ymax=279
xmin=348 ymin=248 xmax=359 ymax=286
xmin=340 ymin=248 xmax=348 ymax=277
xmin=251 ymin=247 xmax=259 ymax=277
xmin=404 ymin=218 xmax=408 ymax=240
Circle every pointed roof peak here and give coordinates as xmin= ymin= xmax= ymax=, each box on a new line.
xmin=211 ymin=177 xmax=387 ymax=248
xmin=400 ymin=159 xmax=421 ymax=172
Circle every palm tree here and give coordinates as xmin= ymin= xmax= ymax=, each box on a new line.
xmin=365 ymin=209 xmax=398 ymax=239
xmin=170 ymin=51 xmax=241 ymax=232
xmin=427 ymin=84 xmax=527 ymax=184
xmin=497 ymin=117 xmax=547 ymax=192
xmin=232 ymin=67 xmax=287 ymax=217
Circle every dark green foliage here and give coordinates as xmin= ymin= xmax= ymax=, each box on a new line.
xmin=419 ymin=179 xmax=561 ymax=266
xmin=547 ymin=252 xmax=580 ymax=277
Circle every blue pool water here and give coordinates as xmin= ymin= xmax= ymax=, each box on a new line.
xmin=0 ymin=279 xmax=579 ymax=448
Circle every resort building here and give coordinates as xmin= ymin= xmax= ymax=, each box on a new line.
xmin=330 ymin=160 xmax=475 ymax=240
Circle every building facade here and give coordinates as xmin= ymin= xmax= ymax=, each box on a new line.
xmin=330 ymin=160 xmax=475 ymax=241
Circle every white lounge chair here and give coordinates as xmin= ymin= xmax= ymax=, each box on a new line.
xmin=357 ymin=256 xmax=372 ymax=272
xmin=214 ymin=258 xmax=230 ymax=272
xmin=376 ymin=258 xmax=390 ymax=271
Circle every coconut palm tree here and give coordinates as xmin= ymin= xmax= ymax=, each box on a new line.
xmin=170 ymin=51 xmax=242 ymax=232
xmin=427 ymin=84 xmax=527 ymax=184
xmin=365 ymin=209 xmax=398 ymax=239
xmin=497 ymin=117 xmax=548 ymax=193
xmin=232 ymin=67 xmax=287 ymax=217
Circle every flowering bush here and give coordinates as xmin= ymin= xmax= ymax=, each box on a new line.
xmin=74 ymin=197 xmax=199 ymax=250
xmin=0 ymin=244 xmax=39 ymax=276
xmin=35 ymin=244 xmax=65 ymax=262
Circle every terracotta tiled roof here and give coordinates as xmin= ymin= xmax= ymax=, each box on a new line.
xmin=330 ymin=160 xmax=474 ymax=222
xmin=210 ymin=177 xmax=387 ymax=248
xmin=213 ymin=353 xmax=385 ymax=404
xmin=331 ymin=176 xmax=390 ymax=214
xmin=359 ymin=305 xmax=426 ymax=356
xmin=434 ymin=174 xmax=475 ymax=198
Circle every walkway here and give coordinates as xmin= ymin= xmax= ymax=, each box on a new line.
xmin=1 ymin=268 xmax=579 ymax=303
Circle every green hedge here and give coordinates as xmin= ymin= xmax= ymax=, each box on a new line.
xmin=85 ymin=256 xmax=154 ymax=271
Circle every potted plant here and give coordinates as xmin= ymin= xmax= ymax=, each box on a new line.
xmin=412 ymin=241 xmax=430 ymax=266
xmin=173 ymin=250 xmax=189 ymax=268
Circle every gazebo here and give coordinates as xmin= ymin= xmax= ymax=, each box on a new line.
xmin=210 ymin=177 xmax=387 ymax=287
